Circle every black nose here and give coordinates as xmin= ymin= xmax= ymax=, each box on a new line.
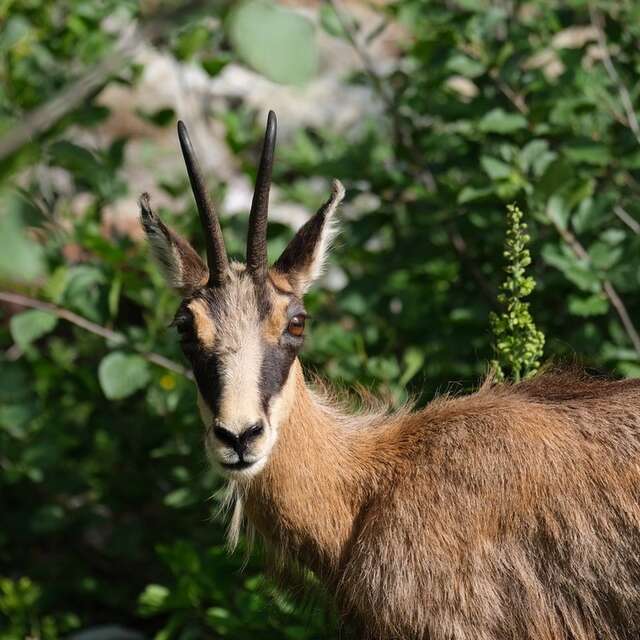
xmin=213 ymin=422 xmax=264 ymax=455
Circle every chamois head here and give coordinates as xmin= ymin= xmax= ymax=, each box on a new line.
xmin=140 ymin=112 xmax=344 ymax=479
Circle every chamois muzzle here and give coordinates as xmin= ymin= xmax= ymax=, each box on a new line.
xmin=213 ymin=421 xmax=265 ymax=470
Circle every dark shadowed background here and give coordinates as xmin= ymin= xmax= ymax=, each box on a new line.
xmin=2 ymin=1 xmax=640 ymax=638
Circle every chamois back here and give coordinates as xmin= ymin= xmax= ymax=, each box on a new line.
xmin=334 ymin=370 xmax=640 ymax=639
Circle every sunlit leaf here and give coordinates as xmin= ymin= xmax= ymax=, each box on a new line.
xmin=479 ymin=109 xmax=528 ymax=134
xmin=98 ymin=352 xmax=151 ymax=400
xmin=10 ymin=310 xmax=58 ymax=350
xmin=227 ymin=0 xmax=318 ymax=85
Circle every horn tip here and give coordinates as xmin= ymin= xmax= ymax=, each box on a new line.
xmin=266 ymin=110 xmax=277 ymax=136
xmin=177 ymin=120 xmax=191 ymax=147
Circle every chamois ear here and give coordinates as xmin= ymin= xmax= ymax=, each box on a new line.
xmin=139 ymin=193 xmax=208 ymax=295
xmin=272 ymin=180 xmax=345 ymax=295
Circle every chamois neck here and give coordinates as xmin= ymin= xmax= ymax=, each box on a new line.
xmin=245 ymin=361 xmax=377 ymax=577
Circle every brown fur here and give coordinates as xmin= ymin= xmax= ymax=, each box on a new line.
xmin=242 ymin=364 xmax=640 ymax=640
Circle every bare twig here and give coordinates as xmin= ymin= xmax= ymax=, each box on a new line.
xmin=325 ymin=0 xmax=394 ymax=109
xmin=489 ymin=68 xmax=529 ymax=115
xmin=614 ymin=205 xmax=640 ymax=235
xmin=324 ymin=1 xmax=504 ymax=298
xmin=0 ymin=1 xmax=208 ymax=162
xmin=0 ymin=291 xmax=193 ymax=379
xmin=0 ymin=31 xmax=137 ymax=161
xmin=548 ymin=223 xmax=640 ymax=358
xmin=325 ymin=0 xmax=436 ymax=192
xmin=590 ymin=5 xmax=640 ymax=147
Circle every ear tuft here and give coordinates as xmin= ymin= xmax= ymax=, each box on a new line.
xmin=139 ymin=193 xmax=208 ymax=294
xmin=329 ymin=178 xmax=346 ymax=204
xmin=273 ymin=179 xmax=345 ymax=295
xmin=309 ymin=179 xmax=344 ymax=282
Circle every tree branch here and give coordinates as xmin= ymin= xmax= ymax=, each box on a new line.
xmin=614 ymin=205 xmax=640 ymax=235
xmin=589 ymin=5 xmax=640 ymax=147
xmin=0 ymin=291 xmax=193 ymax=379
xmin=325 ymin=0 xmax=436 ymax=192
xmin=548 ymin=223 xmax=640 ymax=358
xmin=0 ymin=0 xmax=210 ymax=162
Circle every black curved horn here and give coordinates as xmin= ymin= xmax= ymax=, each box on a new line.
xmin=246 ymin=110 xmax=277 ymax=280
xmin=177 ymin=120 xmax=229 ymax=286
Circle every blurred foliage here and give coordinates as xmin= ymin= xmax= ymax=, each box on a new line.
xmin=2 ymin=0 xmax=640 ymax=638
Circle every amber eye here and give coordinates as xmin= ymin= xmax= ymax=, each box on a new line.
xmin=287 ymin=314 xmax=306 ymax=338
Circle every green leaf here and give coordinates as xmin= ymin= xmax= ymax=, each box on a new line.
xmin=0 ymin=195 xmax=46 ymax=283
xmin=546 ymin=195 xmax=570 ymax=230
xmin=568 ymin=294 xmax=609 ymax=317
xmin=201 ymin=54 xmax=232 ymax=77
xmin=319 ymin=4 xmax=347 ymax=39
xmin=480 ymin=156 xmax=512 ymax=180
xmin=519 ymin=139 xmax=556 ymax=176
xmin=564 ymin=143 xmax=610 ymax=166
xmin=163 ymin=487 xmax=196 ymax=509
xmin=49 ymin=141 xmax=104 ymax=182
xmin=478 ymin=109 xmax=528 ymax=134
xmin=61 ymin=265 xmax=108 ymax=323
xmin=400 ymin=347 xmax=424 ymax=385
xmin=618 ymin=362 xmax=640 ymax=378
xmin=0 ymin=16 xmax=31 ymax=54
xmin=446 ymin=53 xmax=485 ymax=78
xmin=136 ymin=107 xmax=175 ymax=128
xmin=138 ymin=584 xmax=170 ymax=615
xmin=589 ymin=241 xmax=623 ymax=271
xmin=227 ymin=0 xmax=318 ymax=85
xmin=541 ymin=244 xmax=600 ymax=292
xmin=98 ymin=352 xmax=151 ymax=400
xmin=10 ymin=310 xmax=58 ymax=350
xmin=174 ymin=24 xmax=210 ymax=60
xmin=457 ymin=185 xmax=493 ymax=203
xmin=366 ymin=356 xmax=400 ymax=381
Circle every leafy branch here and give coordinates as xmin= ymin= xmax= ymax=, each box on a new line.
xmin=589 ymin=5 xmax=640 ymax=147
xmin=0 ymin=291 xmax=192 ymax=379
xmin=546 ymin=218 xmax=640 ymax=358
xmin=0 ymin=0 xmax=214 ymax=162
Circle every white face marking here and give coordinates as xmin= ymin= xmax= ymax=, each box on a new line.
xmin=190 ymin=265 xmax=299 ymax=481
xmin=217 ymin=314 xmax=262 ymax=433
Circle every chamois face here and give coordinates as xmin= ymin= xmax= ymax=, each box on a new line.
xmin=140 ymin=112 xmax=344 ymax=480
xmin=170 ymin=265 xmax=308 ymax=478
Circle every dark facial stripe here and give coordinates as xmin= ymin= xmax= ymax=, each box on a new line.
xmin=259 ymin=341 xmax=299 ymax=415
xmin=192 ymin=351 xmax=223 ymax=417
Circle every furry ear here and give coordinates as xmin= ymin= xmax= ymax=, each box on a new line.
xmin=139 ymin=193 xmax=208 ymax=295
xmin=272 ymin=180 xmax=345 ymax=295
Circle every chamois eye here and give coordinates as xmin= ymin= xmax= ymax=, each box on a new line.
xmin=287 ymin=314 xmax=306 ymax=338
xmin=172 ymin=312 xmax=195 ymax=346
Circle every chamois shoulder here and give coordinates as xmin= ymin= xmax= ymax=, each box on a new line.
xmin=384 ymin=368 xmax=640 ymax=455
xmin=420 ymin=367 xmax=640 ymax=416
xmin=510 ymin=367 xmax=640 ymax=403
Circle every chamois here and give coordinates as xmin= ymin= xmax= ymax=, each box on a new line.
xmin=140 ymin=111 xmax=640 ymax=640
